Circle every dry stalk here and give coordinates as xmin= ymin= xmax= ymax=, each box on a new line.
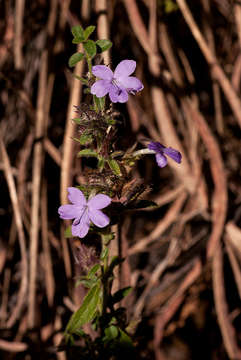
xmin=14 ymin=0 xmax=25 ymax=69
xmin=212 ymin=243 xmax=241 ymax=359
xmin=0 ymin=136 xmax=28 ymax=328
xmin=28 ymin=50 xmax=47 ymax=328
xmin=176 ymin=0 xmax=241 ymax=129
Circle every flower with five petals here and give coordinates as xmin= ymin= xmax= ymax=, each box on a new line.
xmin=90 ymin=59 xmax=143 ymax=103
xmin=58 ymin=187 xmax=111 ymax=238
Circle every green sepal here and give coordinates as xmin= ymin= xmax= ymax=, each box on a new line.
xmin=93 ymin=95 xmax=105 ymax=112
xmin=96 ymin=39 xmax=112 ymax=52
xmin=64 ymin=225 xmax=72 ymax=238
xmin=68 ymin=52 xmax=84 ymax=67
xmin=100 ymin=247 xmax=109 ymax=261
xmin=77 ymin=149 xmax=98 ymax=158
xmin=65 ymin=282 xmax=101 ymax=334
xmin=84 ymin=40 xmax=97 ymax=58
xmin=84 ymin=25 xmax=96 ymax=40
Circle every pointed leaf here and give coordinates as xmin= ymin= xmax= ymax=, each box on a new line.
xmin=96 ymin=39 xmax=112 ymax=52
xmin=71 ymin=25 xmax=85 ymax=42
xmin=68 ymin=52 xmax=84 ymax=67
xmin=111 ymin=287 xmax=132 ymax=304
xmin=88 ymin=263 xmax=101 ymax=279
xmin=84 ymin=40 xmax=97 ymax=58
xmin=77 ymin=149 xmax=98 ymax=158
xmin=84 ymin=25 xmax=96 ymax=40
xmin=107 ymin=159 xmax=122 ymax=176
xmin=66 ymin=283 xmax=101 ymax=334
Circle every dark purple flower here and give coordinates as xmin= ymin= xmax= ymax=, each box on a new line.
xmin=58 ymin=187 xmax=111 ymax=238
xmin=148 ymin=142 xmax=182 ymax=168
xmin=90 ymin=60 xmax=144 ymax=103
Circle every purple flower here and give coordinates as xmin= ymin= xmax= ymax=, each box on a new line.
xmin=58 ymin=187 xmax=111 ymax=238
xmin=148 ymin=142 xmax=182 ymax=168
xmin=90 ymin=59 xmax=144 ymax=103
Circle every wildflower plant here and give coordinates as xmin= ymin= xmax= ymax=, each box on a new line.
xmin=59 ymin=24 xmax=181 ymax=357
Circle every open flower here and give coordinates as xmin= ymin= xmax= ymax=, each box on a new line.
xmin=148 ymin=141 xmax=182 ymax=168
xmin=58 ymin=187 xmax=111 ymax=238
xmin=90 ymin=59 xmax=144 ymax=103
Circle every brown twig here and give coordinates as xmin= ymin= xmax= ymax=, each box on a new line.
xmin=28 ymin=50 xmax=47 ymax=328
xmin=212 ymin=242 xmax=241 ymax=359
xmin=176 ymin=0 xmax=241 ymax=129
xmin=128 ymin=192 xmax=187 ymax=255
xmin=0 ymin=136 xmax=28 ymax=328
xmin=14 ymin=0 xmax=25 ymax=69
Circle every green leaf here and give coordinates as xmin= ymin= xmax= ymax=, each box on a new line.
xmin=64 ymin=225 xmax=72 ymax=238
xmin=71 ymin=25 xmax=85 ymax=43
xmin=68 ymin=52 xmax=84 ymax=67
xmin=87 ymin=263 xmax=101 ymax=279
xmin=72 ymin=74 xmax=89 ymax=85
xmin=72 ymin=118 xmax=81 ymax=124
xmin=108 ymin=256 xmax=124 ymax=274
xmin=66 ymin=283 xmax=101 ymax=334
xmin=84 ymin=40 xmax=97 ymax=58
xmin=103 ymin=325 xmax=119 ymax=342
xmin=77 ymin=149 xmax=98 ymax=158
xmin=84 ymin=25 xmax=96 ymax=40
xmin=111 ymin=287 xmax=132 ymax=304
xmin=96 ymin=39 xmax=112 ymax=52
xmin=74 ymin=134 xmax=93 ymax=145
xmin=107 ymin=159 xmax=122 ymax=176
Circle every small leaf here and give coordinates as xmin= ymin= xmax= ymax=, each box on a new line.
xmin=72 ymin=118 xmax=81 ymax=124
xmin=72 ymin=74 xmax=89 ymax=85
xmin=96 ymin=39 xmax=112 ymax=52
xmin=103 ymin=325 xmax=119 ymax=342
xmin=84 ymin=40 xmax=97 ymax=58
xmin=71 ymin=25 xmax=85 ymax=42
xmin=68 ymin=52 xmax=84 ymax=67
xmin=107 ymin=159 xmax=122 ymax=176
xmin=64 ymin=225 xmax=72 ymax=238
xmin=84 ymin=25 xmax=96 ymax=40
xmin=66 ymin=283 xmax=101 ymax=334
xmin=111 ymin=287 xmax=132 ymax=304
xmin=74 ymin=134 xmax=93 ymax=145
xmin=77 ymin=149 xmax=98 ymax=158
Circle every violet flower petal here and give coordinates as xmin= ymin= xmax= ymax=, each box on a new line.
xmin=91 ymin=80 xmax=111 ymax=97
xmin=118 ymin=76 xmax=144 ymax=92
xmin=67 ymin=187 xmax=86 ymax=205
xmin=72 ymin=210 xmax=90 ymax=238
xmin=89 ymin=209 xmax=110 ymax=228
xmin=114 ymin=60 xmax=136 ymax=78
xmin=155 ymin=153 xmax=167 ymax=168
xmin=92 ymin=65 xmax=113 ymax=80
xmin=148 ymin=142 xmax=164 ymax=152
xmin=109 ymin=84 xmax=129 ymax=103
xmin=58 ymin=204 xmax=81 ymax=220
xmin=88 ymin=194 xmax=111 ymax=210
xmin=163 ymin=147 xmax=182 ymax=164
